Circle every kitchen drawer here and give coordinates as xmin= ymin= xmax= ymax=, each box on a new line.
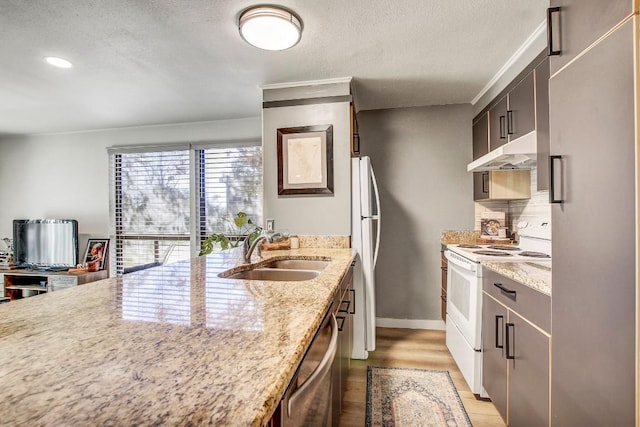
xmin=483 ymin=268 xmax=550 ymax=333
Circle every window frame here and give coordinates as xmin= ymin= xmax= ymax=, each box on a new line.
xmin=108 ymin=140 xmax=262 ymax=275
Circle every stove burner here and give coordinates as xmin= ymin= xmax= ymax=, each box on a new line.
xmin=473 ymin=250 xmax=513 ymax=257
xmin=487 ymin=245 xmax=520 ymax=251
xmin=519 ymin=251 xmax=551 ymax=258
xmin=457 ymin=244 xmax=481 ymax=249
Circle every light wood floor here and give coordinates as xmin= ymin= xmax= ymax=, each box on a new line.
xmin=338 ymin=327 xmax=506 ymax=427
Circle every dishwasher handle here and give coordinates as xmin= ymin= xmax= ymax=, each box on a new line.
xmin=288 ymin=313 xmax=338 ymax=417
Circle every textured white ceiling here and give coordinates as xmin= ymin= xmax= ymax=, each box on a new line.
xmin=0 ymin=0 xmax=546 ymax=135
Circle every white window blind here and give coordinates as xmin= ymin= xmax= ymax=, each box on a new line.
xmin=197 ymin=145 xmax=263 ymax=243
xmin=109 ymin=142 xmax=262 ymax=276
xmin=112 ymin=149 xmax=192 ymax=275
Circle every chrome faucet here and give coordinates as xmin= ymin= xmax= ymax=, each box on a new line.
xmin=243 ymin=232 xmax=284 ymax=263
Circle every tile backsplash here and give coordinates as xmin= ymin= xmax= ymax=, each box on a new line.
xmin=475 ymin=167 xmax=551 ymax=236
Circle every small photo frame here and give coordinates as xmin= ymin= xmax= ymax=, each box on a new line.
xmin=84 ymin=239 xmax=109 ymax=271
xmin=277 ymin=124 xmax=334 ymax=195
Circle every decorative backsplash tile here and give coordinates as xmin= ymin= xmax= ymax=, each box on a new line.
xmin=474 ymin=167 xmax=551 ymax=236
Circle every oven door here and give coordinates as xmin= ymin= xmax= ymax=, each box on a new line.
xmin=445 ymin=250 xmax=482 ymax=349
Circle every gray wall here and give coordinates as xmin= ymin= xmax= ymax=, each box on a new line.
xmin=0 ymin=117 xmax=261 ymax=238
xmin=358 ymin=104 xmax=474 ymax=321
xmin=262 ymin=101 xmax=351 ymax=235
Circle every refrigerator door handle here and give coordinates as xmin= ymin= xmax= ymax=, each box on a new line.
xmin=370 ymin=165 xmax=382 ymax=269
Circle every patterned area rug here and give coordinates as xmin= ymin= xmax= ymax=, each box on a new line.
xmin=366 ymin=366 xmax=472 ymax=427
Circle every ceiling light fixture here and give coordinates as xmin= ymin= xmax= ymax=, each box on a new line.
xmin=44 ymin=56 xmax=73 ymax=69
xmin=238 ymin=5 xmax=302 ymax=51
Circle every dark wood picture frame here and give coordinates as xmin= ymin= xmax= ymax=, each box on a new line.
xmin=83 ymin=238 xmax=109 ymax=271
xmin=277 ymin=124 xmax=334 ymax=195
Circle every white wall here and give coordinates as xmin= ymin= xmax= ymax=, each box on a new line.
xmin=358 ymin=104 xmax=474 ymax=321
xmin=262 ymin=102 xmax=351 ymax=235
xmin=0 ymin=117 xmax=261 ymax=238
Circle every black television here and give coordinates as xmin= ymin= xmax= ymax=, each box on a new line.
xmin=13 ymin=219 xmax=78 ymax=270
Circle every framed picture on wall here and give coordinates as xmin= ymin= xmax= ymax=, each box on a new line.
xmin=277 ymin=124 xmax=334 ymax=195
xmin=83 ymin=239 xmax=109 ymax=271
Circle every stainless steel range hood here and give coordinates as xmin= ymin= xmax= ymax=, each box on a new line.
xmin=467 ymin=130 xmax=537 ymax=172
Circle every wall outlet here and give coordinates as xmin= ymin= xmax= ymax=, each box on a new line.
xmin=266 ymin=219 xmax=274 ymax=231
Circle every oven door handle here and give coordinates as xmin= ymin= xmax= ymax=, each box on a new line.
xmin=444 ymin=250 xmax=477 ymax=272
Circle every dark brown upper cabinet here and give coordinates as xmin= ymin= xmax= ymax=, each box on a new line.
xmin=506 ymin=71 xmax=535 ymax=142
xmin=472 ymin=112 xmax=489 ymax=160
xmin=470 ymin=54 xmax=550 ymax=191
xmin=488 ymin=96 xmax=508 ymax=152
xmin=547 ymin=0 xmax=633 ymax=75
xmin=488 ymin=71 xmax=535 ymax=152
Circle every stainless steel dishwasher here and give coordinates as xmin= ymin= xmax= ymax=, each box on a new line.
xmin=279 ymin=312 xmax=338 ymax=427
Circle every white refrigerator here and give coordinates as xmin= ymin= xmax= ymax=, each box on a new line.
xmin=351 ymin=156 xmax=381 ymax=359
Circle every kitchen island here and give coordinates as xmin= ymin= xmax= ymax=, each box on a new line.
xmin=0 ymin=247 xmax=355 ymax=426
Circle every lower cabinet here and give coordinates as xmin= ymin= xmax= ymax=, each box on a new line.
xmin=482 ymin=296 xmax=508 ymax=419
xmin=482 ymin=272 xmax=550 ymax=426
xmin=332 ymin=266 xmax=354 ymax=426
xmin=1 ymin=269 xmax=109 ymax=300
xmin=508 ymin=311 xmax=549 ymax=427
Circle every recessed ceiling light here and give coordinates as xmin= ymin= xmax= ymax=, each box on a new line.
xmin=44 ymin=56 xmax=73 ymax=69
xmin=238 ymin=6 xmax=302 ymax=51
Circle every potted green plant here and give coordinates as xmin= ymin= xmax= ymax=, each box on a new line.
xmin=199 ymin=211 xmax=262 ymax=256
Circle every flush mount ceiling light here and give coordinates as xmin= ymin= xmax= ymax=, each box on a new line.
xmin=239 ymin=5 xmax=302 ymax=51
xmin=44 ymin=56 xmax=73 ymax=69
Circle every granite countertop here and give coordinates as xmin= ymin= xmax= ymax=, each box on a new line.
xmin=0 ymin=247 xmax=355 ymax=426
xmin=441 ymin=230 xmax=481 ymax=245
xmin=482 ymin=260 xmax=552 ymax=296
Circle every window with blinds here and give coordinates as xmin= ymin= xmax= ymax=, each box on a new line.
xmin=197 ymin=145 xmax=263 ymax=242
xmin=110 ymin=143 xmax=262 ymax=276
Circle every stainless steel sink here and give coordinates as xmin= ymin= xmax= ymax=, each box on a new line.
xmin=219 ymin=257 xmax=330 ymax=281
xmin=264 ymin=259 xmax=330 ymax=270
xmin=224 ymin=268 xmax=319 ymax=281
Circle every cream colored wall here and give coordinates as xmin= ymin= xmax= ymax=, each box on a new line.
xmin=0 ymin=117 xmax=261 ymax=238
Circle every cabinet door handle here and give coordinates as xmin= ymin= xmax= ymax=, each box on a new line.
xmin=482 ymin=172 xmax=489 ymax=194
xmin=336 ymin=315 xmax=346 ymax=332
xmin=549 ymin=155 xmax=564 ymax=203
xmin=339 ymin=300 xmax=350 ymax=313
xmin=495 ymin=315 xmax=504 ymax=349
xmin=349 ymin=289 xmax=355 ymax=314
xmin=494 ymin=282 xmax=516 ymax=298
xmin=499 ymin=115 xmax=506 ymax=139
xmin=547 ymin=7 xmax=561 ymax=56
xmin=506 ymin=110 xmax=513 ymax=135
xmin=505 ymin=323 xmax=515 ymax=360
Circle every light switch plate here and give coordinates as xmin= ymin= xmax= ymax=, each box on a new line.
xmin=266 ymin=219 xmax=274 ymax=231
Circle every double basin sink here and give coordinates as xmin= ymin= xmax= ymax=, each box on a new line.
xmin=218 ymin=259 xmax=330 ymax=282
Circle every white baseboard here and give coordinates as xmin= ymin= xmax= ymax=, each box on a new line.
xmin=375 ymin=317 xmax=446 ymax=331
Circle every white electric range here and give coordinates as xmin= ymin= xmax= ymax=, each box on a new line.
xmin=444 ymin=221 xmax=551 ymax=397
